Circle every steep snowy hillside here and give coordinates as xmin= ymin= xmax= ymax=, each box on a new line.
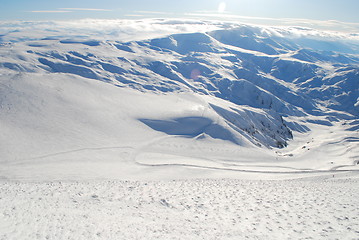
xmin=0 ymin=19 xmax=358 ymax=181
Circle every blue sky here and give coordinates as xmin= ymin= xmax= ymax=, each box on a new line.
xmin=1 ymin=0 xmax=358 ymax=23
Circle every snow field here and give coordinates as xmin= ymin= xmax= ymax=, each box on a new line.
xmin=1 ymin=178 xmax=358 ymax=240
xmin=0 ymin=19 xmax=358 ymax=240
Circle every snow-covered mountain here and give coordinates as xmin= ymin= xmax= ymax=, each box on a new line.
xmin=0 ymin=19 xmax=358 ymax=181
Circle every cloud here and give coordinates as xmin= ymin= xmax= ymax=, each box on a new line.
xmin=133 ymin=11 xmax=174 ymax=15
xmin=27 ymin=8 xmax=112 ymax=14
xmin=59 ymin=8 xmax=111 ymax=12
xmin=27 ymin=10 xmax=72 ymax=13
xmin=0 ymin=18 xmax=357 ymax=45
xmin=184 ymin=12 xmax=359 ymax=34
xmin=124 ymin=14 xmax=146 ymax=17
xmin=0 ymin=19 xmax=221 ymax=43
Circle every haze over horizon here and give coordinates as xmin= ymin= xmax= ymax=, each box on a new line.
xmin=1 ymin=0 xmax=359 ymax=33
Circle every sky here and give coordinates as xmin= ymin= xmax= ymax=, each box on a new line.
xmin=1 ymin=0 xmax=358 ymax=30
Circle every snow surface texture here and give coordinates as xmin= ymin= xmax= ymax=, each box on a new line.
xmin=1 ymin=178 xmax=359 ymax=240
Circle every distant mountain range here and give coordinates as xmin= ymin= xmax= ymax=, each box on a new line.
xmin=0 ymin=20 xmax=358 ymax=180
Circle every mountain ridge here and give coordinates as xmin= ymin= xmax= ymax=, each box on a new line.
xmin=0 ymin=20 xmax=358 ymax=181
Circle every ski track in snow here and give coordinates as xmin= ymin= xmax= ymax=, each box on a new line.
xmin=0 ymin=179 xmax=358 ymax=240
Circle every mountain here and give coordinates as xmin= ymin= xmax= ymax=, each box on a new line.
xmin=0 ymin=19 xmax=358 ymax=181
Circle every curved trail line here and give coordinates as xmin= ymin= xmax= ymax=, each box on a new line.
xmin=331 ymin=159 xmax=359 ymax=171
xmin=132 ymin=135 xmax=359 ymax=176
xmin=136 ymin=161 xmax=359 ymax=175
xmin=11 ymin=146 xmax=134 ymax=164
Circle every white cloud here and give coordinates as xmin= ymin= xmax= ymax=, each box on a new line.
xmin=124 ymin=14 xmax=146 ymax=17
xmin=0 ymin=19 xmax=221 ymax=43
xmin=134 ymin=11 xmax=174 ymax=15
xmin=27 ymin=10 xmax=72 ymax=13
xmin=59 ymin=8 xmax=111 ymax=12
xmin=184 ymin=12 xmax=359 ymax=34
xmin=26 ymin=8 xmax=112 ymax=14
xmin=0 ymin=18 xmax=358 ymax=44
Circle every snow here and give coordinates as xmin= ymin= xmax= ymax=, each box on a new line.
xmin=1 ymin=72 xmax=356 ymax=183
xmin=0 ymin=19 xmax=358 ymax=178
xmin=0 ymin=19 xmax=359 ymax=239
xmin=1 ymin=179 xmax=358 ymax=239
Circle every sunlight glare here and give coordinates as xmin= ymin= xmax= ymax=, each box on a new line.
xmin=218 ymin=2 xmax=226 ymax=13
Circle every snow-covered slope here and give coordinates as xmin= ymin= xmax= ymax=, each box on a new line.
xmin=1 ymin=179 xmax=358 ymax=239
xmin=0 ymin=19 xmax=358 ymax=181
